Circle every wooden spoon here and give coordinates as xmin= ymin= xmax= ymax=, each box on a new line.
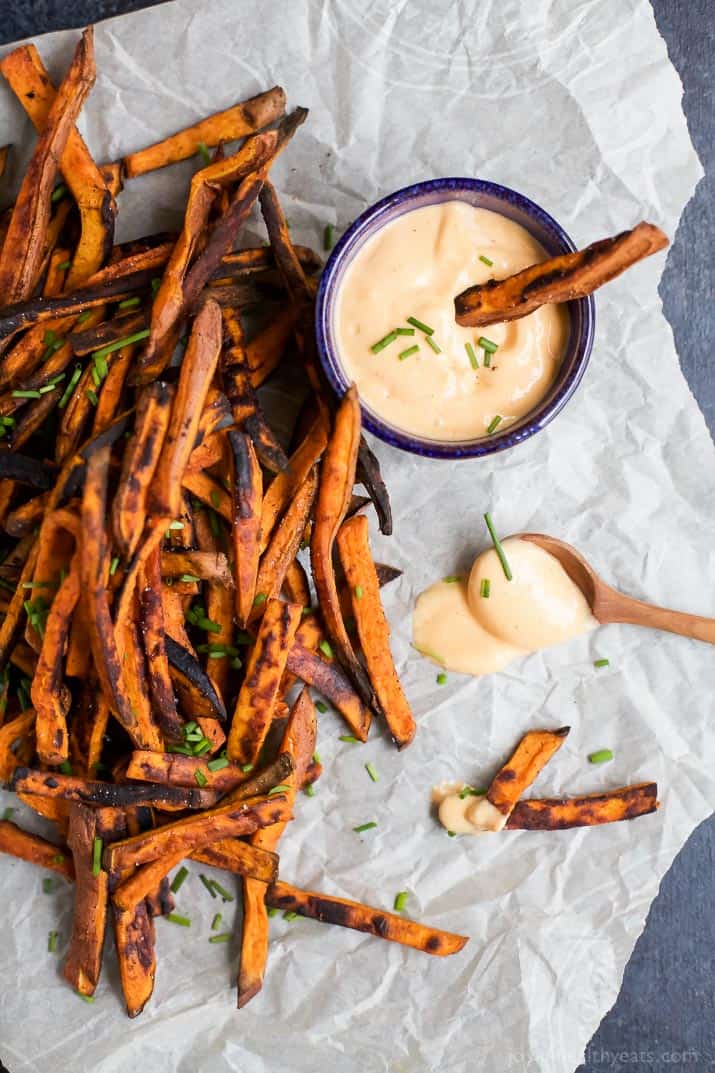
xmin=521 ymin=533 xmax=715 ymax=645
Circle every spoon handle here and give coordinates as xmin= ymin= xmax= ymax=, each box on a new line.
xmin=603 ymin=593 xmax=715 ymax=645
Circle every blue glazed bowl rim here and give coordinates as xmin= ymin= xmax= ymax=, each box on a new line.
xmin=315 ymin=177 xmax=595 ymax=461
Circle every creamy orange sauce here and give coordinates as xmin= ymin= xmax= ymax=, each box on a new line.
xmin=431 ymin=783 xmax=507 ymax=835
xmin=414 ymin=537 xmax=596 ymax=677
xmin=335 ymin=202 xmax=568 ymax=441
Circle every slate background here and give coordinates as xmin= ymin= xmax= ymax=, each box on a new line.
xmin=0 ymin=2 xmax=711 ymax=1070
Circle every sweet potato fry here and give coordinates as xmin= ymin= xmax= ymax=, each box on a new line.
xmin=0 ymin=42 xmax=114 ymax=288
xmin=112 ymin=381 xmax=174 ymax=558
xmin=227 ymin=598 xmax=303 ymax=765
xmin=356 ymin=436 xmax=392 ymax=536
xmin=260 ymin=411 xmax=329 ymax=553
xmin=122 ymin=87 xmax=286 ymax=178
xmin=160 ymin=549 xmax=233 ymax=587
xmin=166 ymin=636 xmax=227 ymax=721
xmin=10 ymin=767 xmax=219 ymax=812
xmin=247 ymin=305 xmax=300 ymax=386
xmin=215 ymin=244 xmax=321 ymax=280
xmin=337 ymin=514 xmax=415 ymax=749
xmin=113 ymin=901 xmax=156 ymax=1018
xmin=239 ymin=689 xmax=316 ymax=1006
xmin=285 ymin=640 xmax=370 ymax=741
xmin=454 ymin=222 xmax=669 ymax=328
xmin=250 ymin=467 xmax=317 ymax=620
xmin=149 ymin=300 xmax=222 ymax=517
xmin=505 ymin=783 xmax=659 ymax=830
xmin=0 ymin=30 xmax=96 ymax=306
xmin=259 ymin=180 xmax=311 ymax=304
xmin=229 ymin=430 xmax=262 ymax=625
xmin=282 ymin=558 xmax=311 ymax=608
xmin=191 ymin=838 xmax=279 ymax=879
xmin=31 ymin=552 xmax=81 ymax=764
xmin=265 ymin=881 xmax=469 ymax=957
xmin=0 ymin=819 xmax=74 ymax=879
xmin=0 ymin=541 xmax=38 ymax=671
xmin=125 ymin=750 xmax=253 ymax=793
xmin=16 ymin=791 xmax=69 ymax=832
xmin=63 ymin=801 xmax=109 ymax=996
xmin=485 ymin=727 xmax=570 ymax=823
xmin=310 ymin=386 xmax=375 ymax=709
xmin=139 ymin=544 xmax=183 ymax=743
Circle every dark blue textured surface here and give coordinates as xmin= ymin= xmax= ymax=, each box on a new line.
xmin=0 ymin=3 xmax=711 ymax=1071
xmin=316 ymin=176 xmax=594 ymax=459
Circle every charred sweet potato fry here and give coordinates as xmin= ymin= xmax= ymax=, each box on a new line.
xmin=251 ymin=467 xmax=317 ymax=620
xmin=31 ymin=552 xmax=81 ymax=765
xmin=485 ymin=727 xmax=570 ymax=824
xmin=0 ymin=710 xmax=35 ymax=782
xmin=0 ymin=541 xmax=38 ymax=671
xmin=0 ymin=30 xmax=96 ymax=306
xmin=265 ymin=881 xmax=468 ymax=957
xmin=160 ymin=549 xmax=233 ymax=586
xmin=191 ymin=838 xmax=279 ymax=880
xmin=0 ymin=42 xmax=114 ymax=288
xmin=139 ymin=545 xmax=183 ymax=743
xmin=247 ymin=305 xmax=300 ymax=386
xmin=10 ymin=767 xmax=219 ymax=812
xmin=122 ymin=87 xmax=286 ymax=178
xmin=229 ymin=430 xmax=262 ymax=625
xmin=125 ymin=750 xmax=254 ymax=793
xmin=282 ymin=558 xmax=311 ymax=608
xmin=506 ymin=783 xmax=659 ymax=830
xmin=239 ymin=689 xmax=316 ymax=1006
xmin=337 ymin=515 xmax=415 ymax=749
xmin=455 ymin=222 xmax=669 ymax=327
xmin=0 ymin=819 xmax=74 ymax=879
xmin=285 ymin=640 xmax=370 ymax=741
xmin=113 ymin=901 xmax=156 ymax=1018
xmin=227 ymin=598 xmax=302 ymax=764
xmin=260 ymin=411 xmax=329 ymax=553
xmin=310 ymin=386 xmax=375 ymax=709
xmin=166 ymin=636 xmax=227 ymax=722
xmin=356 ymin=436 xmax=392 ymax=536
xmin=259 ymin=180 xmax=311 ymax=304
xmin=63 ymin=801 xmax=109 ymax=996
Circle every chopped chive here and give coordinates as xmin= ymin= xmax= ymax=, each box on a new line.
xmin=91 ymin=837 xmax=103 ymax=876
xmin=315 ymin=700 xmax=328 ymax=713
xmin=207 ymin=756 xmax=229 ymax=772
xmin=197 ymin=142 xmax=211 ymax=166
xmin=323 ymin=223 xmax=335 ymax=251
xmin=170 ymin=866 xmax=189 ymax=893
xmin=447 ymin=830 xmax=456 ymax=837
xmin=51 ymin=184 xmax=68 ymax=203
xmin=91 ymin=366 xmax=101 ymax=388
xmin=240 ymin=763 xmax=254 ymax=773
xmin=436 ymin=672 xmax=447 ymax=685
xmin=283 ymin=910 xmax=299 ymax=921
xmin=11 ymin=389 xmax=41 ymax=399
xmin=479 ymin=254 xmax=494 ymax=267
xmin=76 ymin=310 xmax=92 ymax=325
xmin=339 ymin=735 xmax=359 ymax=744
xmin=478 ymin=336 xmax=498 ymax=353
xmin=184 ymin=720 xmax=199 ymax=733
xmin=118 ymin=296 xmax=141 ymax=309
xmin=168 ymin=520 xmax=184 ymax=530
xmin=58 ymin=365 xmax=82 ymax=408
xmin=38 ymin=383 xmax=57 ymax=394
xmin=412 ymin=642 xmax=447 ymax=665
xmin=210 ymin=489 xmax=221 ymax=509
xmin=459 ymin=785 xmax=486 ymax=799
xmin=318 ymin=639 xmax=333 ymax=659
xmin=59 ymin=760 xmax=72 ymax=775
xmin=267 ymin=907 xmax=279 ymax=917
xmin=353 ymin=821 xmax=377 ymax=833
xmin=192 ymin=738 xmax=212 ymax=757
xmin=21 ymin=581 xmax=53 ymax=589
xmin=197 ymin=617 xmax=221 ymax=634
xmin=483 ymin=512 xmax=512 ymax=581
xmin=588 ymin=748 xmax=613 ymax=765
xmin=252 ymin=592 xmax=267 ymax=607
xmin=51 ymin=854 xmax=65 ymax=865
xmin=109 ymin=557 xmax=120 ymax=576
xmin=93 ymin=353 xmax=108 ymax=380
xmin=195 ymin=769 xmax=208 ymax=788
xmin=208 ymin=932 xmax=231 ymax=944
xmin=594 ymin=658 xmax=610 ymax=668
xmin=394 ymin=327 xmax=416 ymax=336
xmin=393 ymin=891 xmax=409 ymax=912
xmin=480 ymin=578 xmax=491 ymax=598
xmin=42 ymin=877 xmax=54 ymax=894
xmin=425 ymin=335 xmax=442 ymax=354
xmin=483 ymin=350 xmax=491 ymax=368
xmin=1 ymin=807 xmax=15 ymax=821
xmin=406 ymin=316 xmax=434 ymax=335
xmin=167 ymin=913 xmax=191 ymax=927
xmin=365 ymin=762 xmax=379 ymax=783
xmin=465 ymin=342 xmax=479 ymax=370
xmin=178 ymin=573 xmax=201 ymax=583
xmin=210 ymin=880 xmax=235 ymax=902
xmin=487 ymin=415 xmax=502 ymax=435
xmin=76 ymin=992 xmax=95 ymax=1004
xmin=370 ymin=330 xmax=398 ymax=354
xmin=48 ymin=930 xmax=59 ymax=953
xmin=354 ymin=585 xmax=364 ymax=600
xmin=151 ymin=278 xmax=162 ymax=296
xmin=268 ymin=784 xmax=291 ymax=796
xmin=304 ymin=783 xmax=316 ymax=797
xmin=199 ymin=873 xmax=217 ymax=898
xmin=442 ymin=575 xmax=460 ymax=584
xmin=57 ymin=260 xmax=71 ymax=271
xmin=92 ymin=328 xmax=150 ymax=360
xmin=86 ymin=389 xmax=98 ymax=406
xmin=398 ymin=344 xmax=419 ymax=361
xmin=211 ymin=912 xmax=222 ymax=931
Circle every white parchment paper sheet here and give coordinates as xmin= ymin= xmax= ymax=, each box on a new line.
xmin=0 ymin=2 xmax=709 ymax=1071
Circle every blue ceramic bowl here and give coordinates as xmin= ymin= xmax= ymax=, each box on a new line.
xmin=315 ymin=178 xmax=595 ymax=460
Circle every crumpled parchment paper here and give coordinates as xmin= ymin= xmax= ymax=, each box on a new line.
xmin=0 ymin=3 xmax=710 ymax=1072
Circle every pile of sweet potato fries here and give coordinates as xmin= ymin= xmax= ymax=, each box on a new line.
xmin=0 ymin=28 xmax=465 ymax=1016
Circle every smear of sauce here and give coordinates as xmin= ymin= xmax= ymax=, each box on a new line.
xmin=414 ymin=537 xmax=596 ymax=677
xmin=431 ymin=783 xmax=508 ymax=835
xmin=334 ymin=202 xmax=568 ymax=441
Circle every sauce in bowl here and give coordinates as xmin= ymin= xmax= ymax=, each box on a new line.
xmin=334 ymin=202 xmax=569 ymax=442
